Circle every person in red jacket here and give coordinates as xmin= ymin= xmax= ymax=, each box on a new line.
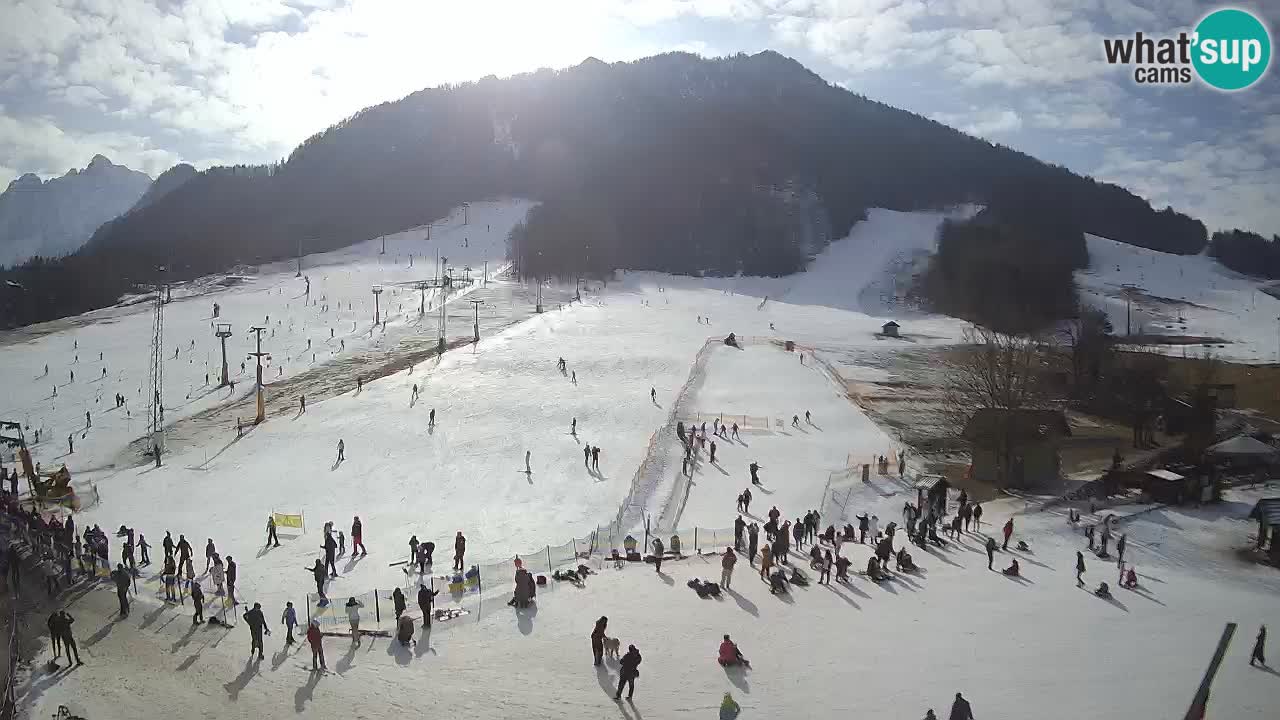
xmin=306 ymin=620 xmax=326 ymax=671
xmin=1002 ymin=518 xmax=1014 ymax=550
xmin=718 ymin=634 xmax=749 ymax=667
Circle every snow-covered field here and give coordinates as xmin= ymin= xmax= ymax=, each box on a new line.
xmin=1078 ymin=234 xmax=1280 ymax=362
xmin=6 ymin=202 xmax=1278 ymax=719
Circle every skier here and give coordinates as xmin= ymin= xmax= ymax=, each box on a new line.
xmin=682 ymin=456 xmax=689 ymax=476
xmin=266 ymin=516 xmax=279 ymax=547
xmin=244 ymin=602 xmax=270 ymax=659
xmin=721 ymin=547 xmax=736 ymax=589
xmin=741 ymin=487 xmax=751 ymax=514
xmin=138 ymin=534 xmax=150 ymax=565
xmin=526 ymin=450 xmax=532 ymax=473
xmin=1002 ymin=518 xmax=1013 ymax=550
xmin=1116 ymin=533 xmax=1127 ymax=565
xmin=747 ymin=523 xmax=759 ymax=565
xmin=300 ymin=395 xmax=306 ymax=413
xmin=418 ymin=583 xmax=439 ymax=626
xmin=571 ymin=418 xmax=576 ymax=435
xmin=749 ymin=461 xmax=761 ymax=485
xmin=572 ymin=370 xmax=577 ymax=384
xmin=615 ymin=644 xmax=642 ymax=700
xmin=226 ymin=556 xmax=238 ymax=604
xmin=792 ymin=414 xmax=799 ymax=428
xmin=710 ymin=440 xmax=717 ymax=463
xmin=323 ymin=531 xmax=338 ymax=577
xmin=1251 ymin=625 xmax=1267 ymax=667
xmin=453 ymin=531 xmax=466 ymax=571
xmin=345 ymin=597 xmax=365 ymax=644
xmin=592 ymin=446 xmax=600 ymax=470
xmin=307 ymin=559 xmax=327 ymax=597
xmin=282 ymin=601 xmax=298 ymax=644
xmin=352 ymin=516 xmax=366 ymax=556
xmin=85 ymin=410 xmax=91 ymax=428
xmin=67 ymin=434 xmax=73 ymax=454
xmin=591 ymin=616 xmax=608 ymax=666
xmin=949 ymin=692 xmax=974 ymax=720
xmin=584 ymin=445 xmax=592 ymax=469
xmin=650 ymin=387 xmax=656 ymax=402
xmin=336 ymin=438 xmax=345 ymax=462
xmin=429 ymin=408 xmax=435 ymax=427
xmin=110 ymin=563 xmax=131 ymax=617
xmin=985 ymin=536 xmax=997 ymax=570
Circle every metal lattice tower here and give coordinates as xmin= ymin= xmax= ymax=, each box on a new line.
xmin=146 ymin=278 xmax=166 ymax=462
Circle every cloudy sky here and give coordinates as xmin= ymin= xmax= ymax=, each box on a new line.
xmin=1 ymin=0 xmax=1276 ymax=236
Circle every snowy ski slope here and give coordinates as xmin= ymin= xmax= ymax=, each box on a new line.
xmin=5 ymin=201 xmax=1277 ymax=719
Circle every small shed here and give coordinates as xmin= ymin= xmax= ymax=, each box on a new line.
xmin=913 ymin=475 xmax=950 ymax=519
xmin=963 ymin=409 xmax=1071 ymax=489
xmin=881 ymin=321 xmax=900 ymax=337
xmin=1247 ymin=498 xmax=1280 ymax=563
xmin=1139 ymin=468 xmax=1187 ymax=504
xmin=1206 ymin=434 xmax=1277 ymax=459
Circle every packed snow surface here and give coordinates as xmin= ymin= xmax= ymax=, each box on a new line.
xmin=4 ymin=202 xmax=1276 ymax=719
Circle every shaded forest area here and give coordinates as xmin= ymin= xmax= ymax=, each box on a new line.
xmin=1 ymin=51 xmax=1207 ymax=328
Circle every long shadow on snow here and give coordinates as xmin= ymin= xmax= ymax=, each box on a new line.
xmin=724 ymin=588 xmax=759 ymax=617
xmin=294 ymin=668 xmax=322 ymax=713
xmin=223 ymin=656 xmax=261 ymax=700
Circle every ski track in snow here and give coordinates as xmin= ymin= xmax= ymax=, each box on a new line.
xmin=5 ymin=202 xmax=1278 ymax=719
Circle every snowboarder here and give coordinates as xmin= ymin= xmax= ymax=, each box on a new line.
xmin=1002 ymin=518 xmax=1013 ymax=550
xmin=1251 ymin=625 xmax=1267 ymax=667
xmin=352 ymin=516 xmax=366 ymax=556
xmin=591 ymin=616 xmax=608 ymax=666
xmin=307 ymin=620 xmax=327 ymax=670
xmin=266 ymin=516 xmax=279 ymax=547
xmin=615 ymin=644 xmax=642 ymax=700
xmin=282 ymin=601 xmax=298 ymax=644
xmin=949 ymin=693 xmax=974 ymax=720
xmin=721 ymin=547 xmax=736 ymax=589
xmin=336 ymin=439 xmax=345 ymax=462
xmin=244 ymin=602 xmax=270 ymax=659
xmin=345 ymin=597 xmax=364 ymax=644
xmin=453 ymin=531 xmax=466 ymax=571
xmin=985 ymin=537 xmax=997 ymax=570
xmin=418 ymin=583 xmax=439 ymax=626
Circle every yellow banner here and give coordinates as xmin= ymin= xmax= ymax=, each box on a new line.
xmin=273 ymin=512 xmax=304 ymax=530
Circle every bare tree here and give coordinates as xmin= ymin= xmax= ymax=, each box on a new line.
xmin=943 ymin=326 xmax=1052 ymax=486
xmin=1060 ymin=307 xmax=1113 ymax=395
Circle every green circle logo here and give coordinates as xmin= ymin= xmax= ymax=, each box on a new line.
xmin=1192 ymin=8 xmax=1271 ymax=91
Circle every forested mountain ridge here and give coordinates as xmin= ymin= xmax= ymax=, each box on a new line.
xmin=0 ymin=51 xmax=1206 ymax=328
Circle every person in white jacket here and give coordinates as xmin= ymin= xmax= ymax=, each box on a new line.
xmin=869 ymin=515 xmax=880 ymax=541
xmin=210 ymin=557 xmax=226 ymax=595
xmin=345 ymin=597 xmax=364 ymax=645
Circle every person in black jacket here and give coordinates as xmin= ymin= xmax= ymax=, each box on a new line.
xmin=308 ymin=559 xmax=327 ymax=597
xmin=176 ymin=534 xmax=193 ymax=576
xmin=453 ymin=532 xmax=466 ymax=571
xmin=243 ymin=602 xmax=270 ymax=659
xmin=110 ymin=564 xmax=131 ymax=617
xmin=591 ymin=616 xmax=608 ymax=666
xmin=417 ymin=583 xmax=439 ymax=626
xmin=191 ymin=582 xmax=206 ymax=624
xmin=163 ymin=531 xmax=175 ymax=559
xmin=985 ymin=537 xmax=997 ymax=570
xmin=616 ymin=645 xmax=642 ymax=700
xmin=949 ymin=692 xmax=973 ymax=720
xmin=54 ymin=611 xmax=81 ymax=665
xmin=323 ymin=533 xmax=338 ymax=578
xmin=226 ymin=556 xmax=238 ymax=605
xmin=392 ymin=587 xmax=407 ymax=618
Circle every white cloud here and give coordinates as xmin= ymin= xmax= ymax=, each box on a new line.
xmin=932 ymin=108 xmax=1022 ymax=136
xmin=0 ymin=114 xmax=182 ymax=180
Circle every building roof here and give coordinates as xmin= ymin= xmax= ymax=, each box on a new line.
xmin=1206 ymin=435 xmax=1278 ymax=457
xmin=1250 ymin=498 xmax=1280 ymax=525
xmin=962 ymin=409 xmax=1071 ymax=448
xmin=882 ymin=321 xmax=900 ymax=328
xmin=912 ymin=474 xmax=949 ymax=491
xmin=1144 ymin=469 xmax=1184 ymax=483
